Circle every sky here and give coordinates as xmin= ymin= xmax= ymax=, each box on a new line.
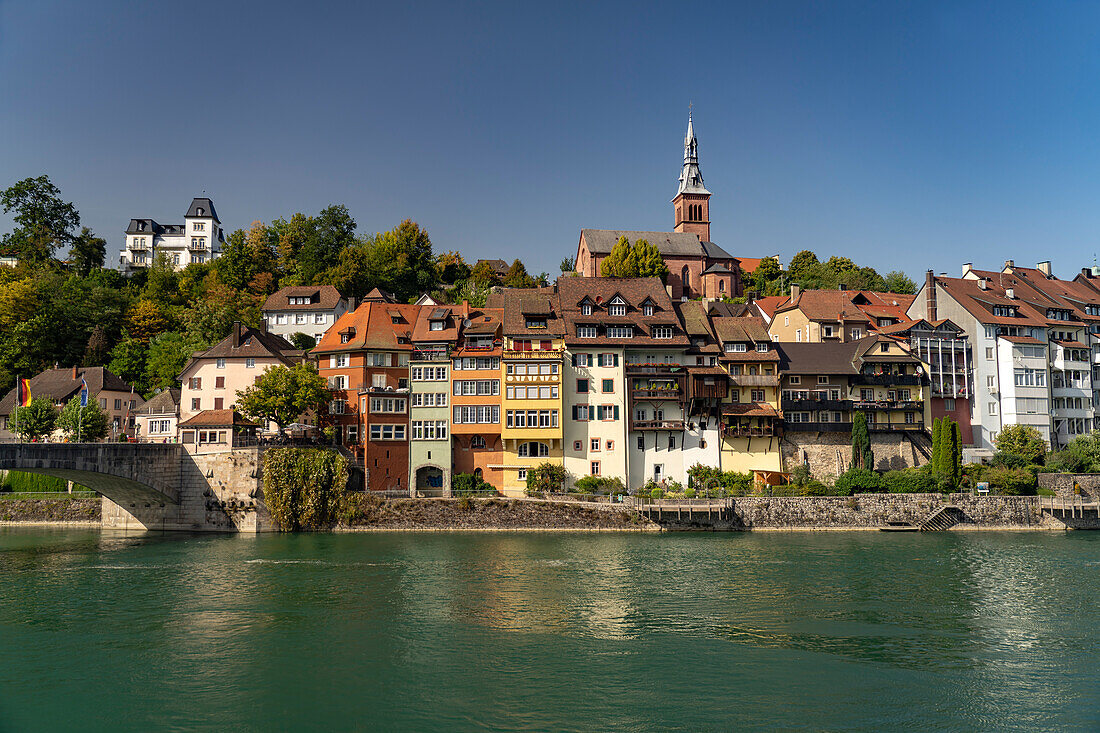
xmin=3 ymin=0 xmax=1100 ymax=280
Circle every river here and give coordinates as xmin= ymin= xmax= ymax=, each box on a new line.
xmin=1 ymin=528 xmax=1099 ymax=731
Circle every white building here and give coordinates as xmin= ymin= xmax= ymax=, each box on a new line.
xmin=119 ymin=197 xmax=224 ymax=272
xmin=261 ymin=285 xmax=350 ymax=344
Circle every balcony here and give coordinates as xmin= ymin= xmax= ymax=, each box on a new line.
xmin=631 ymin=419 xmax=686 ymax=431
xmin=868 ymin=422 xmax=926 ymax=432
xmin=411 ymin=348 xmax=450 ymax=362
xmin=625 ymin=363 xmax=687 ymax=375
xmin=722 ymin=425 xmax=778 ymax=438
xmin=632 ymin=389 xmax=683 ymax=400
xmin=503 ymin=349 xmax=563 ymax=360
xmin=853 ymin=400 xmax=923 ymax=411
xmin=782 ymin=398 xmax=853 ymax=412
xmin=852 ymin=374 xmax=921 ymax=386
xmin=784 ymin=421 xmax=852 ymax=432
xmin=728 ymin=374 xmax=780 ymax=388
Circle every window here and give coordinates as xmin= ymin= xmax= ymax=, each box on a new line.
xmin=905 ymin=412 xmax=915 ymax=424
xmin=525 ymin=318 xmax=547 ymax=329
xmin=850 ymin=328 xmax=863 ymax=339
xmin=216 ymin=358 xmax=226 ymax=369
xmin=637 ymin=435 xmax=645 ymax=450
xmin=578 ymin=326 xmax=598 ymax=338
xmin=191 ymin=398 xmax=201 ymax=411
xmin=751 ymin=390 xmax=765 ymax=402
xmin=371 ymin=397 xmax=407 ymax=413
xmin=597 ymin=404 xmax=620 ymax=421
xmin=654 ymin=326 xmax=673 ymax=339
xmin=471 ymin=435 xmax=486 ymax=448
xmin=114 ymin=399 xmax=122 ymax=410
xmin=725 ymin=343 xmax=747 ymax=353
xmin=602 ymin=379 xmax=614 ymax=393
xmin=369 ymin=424 xmax=406 ymax=440
xmin=880 ymin=343 xmax=889 ymax=353
xmin=795 ymin=330 xmax=802 ymax=342
xmin=411 ymin=420 xmax=448 ymax=440
xmin=608 ymin=298 xmax=626 ymax=316
xmin=373 ymin=374 xmax=387 ymax=389
xmin=517 ymin=469 xmax=527 ymax=481
xmin=329 ymin=375 xmax=347 ymax=390
xmin=246 ymin=358 xmax=256 ymax=368
xmin=518 ymin=442 xmax=549 ymax=457
xmin=276 ymin=314 xmax=287 ymax=325
xmin=194 ymin=222 xmax=205 ymax=231
xmin=590 ymin=461 xmax=601 ymax=476
xmin=789 ymin=376 xmax=801 ymax=385
xmin=213 ymin=375 xmax=225 ymax=389
xmin=607 ymin=326 xmax=633 ymax=339
xmin=574 ymin=353 xmax=591 ymax=368
xmin=989 ymin=402 xmax=998 ymax=415
xmin=453 ymin=405 xmax=500 ymax=424
xmin=430 ymin=320 xmax=444 ymax=331
xmin=817 ymin=376 xmax=828 ymax=385
xmin=643 ymin=304 xmax=654 ymax=316
xmin=598 ymin=353 xmax=618 ymax=368
xmin=574 ymin=440 xmax=582 ymax=451
xmin=822 ymin=325 xmax=835 ymax=338
xmin=188 ymin=377 xmax=201 ymax=390
xmin=785 ymin=316 xmax=790 ymax=327
xmin=211 ymin=397 xmax=223 ymax=410
xmin=756 ymin=343 xmax=769 ymax=353
xmin=315 ymin=313 xmax=326 ymax=324
xmin=295 ymin=314 xmax=307 ymax=325
xmin=329 ymin=399 xmax=346 ymax=415
xmin=581 ymin=303 xmax=593 ymax=315
xmin=591 ymin=438 xmax=601 ymax=451
xmin=577 ymin=378 xmax=589 ymax=393
xmin=944 ymin=398 xmax=955 ymax=411
xmin=986 ymin=347 xmax=994 ymax=360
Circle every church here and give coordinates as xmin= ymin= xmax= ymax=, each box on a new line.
xmin=574 ymin=115 xmax=745 ymax=299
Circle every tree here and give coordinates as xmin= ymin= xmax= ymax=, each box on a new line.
xmin=217 ymin=221 xmax=278 ymax=292
xmin=145 ymin=331 xmax=208 ymax=393
xmin=824 ymin=256 xmax=857 ymax=275
xmin=503 ymin=259 xmax=536 ymax=288
xmin=851 ymin=411 xmax=873 ymax=470
xmin=107 ymin=335 xmax=148 ymax=394
xmin=470 ymin=260 xmax=501 ymax=287
xmin=435 ymin=251 xmax=470 ymax=284
xmin=560 ymin=257 xmax=575 ymax=274
xmin=289 ymin=333 xmax=316 ymax=350
xmin=69 ymin=227 xmax=106 ymax=275
xmin=83 ymin=324 xmax=109 ymax=366
xmin=752 ymin=257 xmax=782 ymax=294
xmin=788 ymin=250 xmax=819 ymax=280
xmin=0 ymin=176 xmax=80 ymax=262
xmin=950 ymin=420 xmax=961 ymax=486
xmin=13 ymin=397 xmax=58 ymax=441
xmin=931 ymin=417 xmax=943 ymax=476
xmin=56 ymin=394 xmax=108 ymax=442
xmin=994 ymin=424 xmax=1047 ymax=465
xmin=235 ymin=362 xmax=331 ymax=432
xmin=126 ymin=299 xmax=172 ymax=344
xmin=599 ymin=238 xmax=669 ymax=280
xmin=884 ymin=270 xmax=917 ymax=294
xmin=524 ymin=462 xmax=567 ymax=495
xmin=352 ymin=219 xmax=437 ymax=301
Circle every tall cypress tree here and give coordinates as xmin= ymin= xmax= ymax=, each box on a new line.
xmin=931 ymin=417 xmax=942 ymax=476
xmin=852 ymin=412 xmax=871 ymax=469
xmin=950 ymin=420 xmax=961 ymax=487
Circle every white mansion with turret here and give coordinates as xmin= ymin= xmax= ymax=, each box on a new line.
xmin=119 ymin=197 xmax=224 ymax=272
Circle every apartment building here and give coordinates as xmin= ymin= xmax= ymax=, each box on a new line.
xmin=120 ymin=197 xmax=224 ymax=271
xmin=908 ymin=269 xmax=1051 ymax=454
xmin=498 ymin=288 xmax=565 ymax=496
xmin=261 ymin=285 xmax=350 ymax=343
xmin=313 ymin=302 xmax=418 ymax=492
xmin=557 ymin=277 xmax=689 ymax=488
xmin=178 ymin=323 xmax=302 ymax=435
xmin=673 ymin=301 xmax=726 ymax=473
xmin=408 ymin=306 xmax=460 ymax=495
xmin=713 ymin=316 xmax=784 ymax=474
xmin=135 ymin=388 xmax=180 ymax=443
xmin=450 ymin=307 xmax=504 ymax=489
xmin=764 ymin=286 xmax=915 ymax=342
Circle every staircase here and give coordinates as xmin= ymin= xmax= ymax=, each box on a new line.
xmin=918 ymin=505 xmax=965 ymax=531
xmin=907 ymin=432 xmax=933 ymax=461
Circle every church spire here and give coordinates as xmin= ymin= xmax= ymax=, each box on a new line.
xmin=677 ymin=111 xmax=710 ymax=196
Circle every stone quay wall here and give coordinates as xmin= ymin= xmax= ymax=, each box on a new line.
xmin=1038 ymin=473 xmax=1100 ymax=500
xmin=659 ymin=493 xmax=1062 ymax=530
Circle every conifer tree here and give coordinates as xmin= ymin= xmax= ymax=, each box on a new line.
xmin=950 ymin=419 xmax=962 ymax=487
xmin=931 ymin=417 xmax=943 ymax=477
xmin=851 ymin=412 xmax=871 ymax=469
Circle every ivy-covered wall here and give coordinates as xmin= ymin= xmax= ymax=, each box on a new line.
xmin=262 ymin=448 xmax=349 ymax=531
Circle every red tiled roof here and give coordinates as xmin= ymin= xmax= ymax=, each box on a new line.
xmin=178 ymin=410 xmax=259 ymax=428
xmin=998 ymin=335 xmax=1044 ymax=345
xmin=721 ymin=403 xmax=780 ymax=417
xmin=313 ymin=302 xmax=421 ymax=354
xmin=262 ymin=285 xmax=344 ymax=312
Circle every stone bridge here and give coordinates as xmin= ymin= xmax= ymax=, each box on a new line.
xmin=0 ymin=443 xmax=268 ymax=532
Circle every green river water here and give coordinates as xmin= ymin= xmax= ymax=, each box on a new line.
xmin=1 ymin=528 xmax=1099 ymax=731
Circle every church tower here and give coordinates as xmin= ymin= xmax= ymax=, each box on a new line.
xmin=672 ymin=113 xmax=711 ymax=242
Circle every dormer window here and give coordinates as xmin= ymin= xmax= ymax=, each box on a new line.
xmin=526 ymin=318 xmax=547 ymax=329
xmin=581 ymin=303 xmax=593 ymax=316
xmin=608 ymin=297 xmax=626 ymax=317
xmin=643 ymin=304 xmax=654 ymax=317
xmin=725 ymin=343 xmax=747 ymax=353
xmin=756 ymin=343 xmax=769 ymax=353
xmin=653 ymin=326 xmax=673 ymax=339
xmin=429 ymin=320 xmax=445 ymax=331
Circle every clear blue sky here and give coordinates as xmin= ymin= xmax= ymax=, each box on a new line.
xmin=3 ymin=0 xmax=1100 ymax=280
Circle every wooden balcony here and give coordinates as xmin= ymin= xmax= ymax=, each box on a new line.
xmin=852 ymin=374 xmax=921 ymax=386
xmin=631 ymin=419 xmax=686 ymax=431
xmin=728 ymin=374 xmax=779 ymax=388
xmin=503 ymin=349 xmax=563 ymax=360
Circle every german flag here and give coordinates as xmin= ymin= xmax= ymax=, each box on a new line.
xmin=16 ymin=377 xmax=31 ymax=407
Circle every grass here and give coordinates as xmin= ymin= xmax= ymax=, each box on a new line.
xmin=0 ymin=470 xmax=72 ymax=493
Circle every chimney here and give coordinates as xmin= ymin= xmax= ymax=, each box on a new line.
xmin=462 ymin=299 xmax=470 ymax=319
xmin=925 ymin=270 xmax=937 ymax=322
xmin=1006 ymin=288 xmax=1015 ymax=299
xmin=978 ymin=279 xmax=988 ymax=290
xmin=1004 ymin=259 xmax=1014 ymax=271
xmin=666 ymin=285 xmax=674 ymax=298
xmin=233 ymin=321 xmax=243 ymax=347
xmin=962 ymin=262 xmax=973 ymax=276
xmin=72 ymin=365 xmax=78 ymax=380
xmin=259 ymin=318 xmax=268 ymax=334
xmin=347 ymin=296 xmax=356 ymax=312
xmin=790 ymin=284 xmax=800 ymax=301
xmin=745 ymin=290 xmax=757 ymax=305
xmin=1037 ymin=261 xmax=1052 ymax=277
xmin=1083 ymin=268 xmax=1092 ymax=278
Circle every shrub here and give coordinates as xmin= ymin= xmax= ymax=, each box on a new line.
xmin=882 ymin=468 xmax=936 ymax=494
xmin=456 ymin=495 xmax=474 ymax=512
xmin=573 ymin=475 xmax=601 ymax=494
xmin=650 ymin=488 xmax=665 ymax=500
xmin=800 ymin=480 xmax=832 ymax=496
xmin=984 ymin=466 xmax=1037 ymax=496
xmin=601 ymin=477 xmax=627 ymax=496
xmin=833 ymin=468 xmax=883 ymax=495
xmin=666 ymin=480 xmax=684 ymax=495
xmin=994 ymin=425 xmax=1047 ymax=465
xmin=0 ymin=471 xmax=70 ymax=493
xmin=788 ymin=464 xmax=812 ymax=487
xmin=453 ymin=472 xmax=495 ymax=496
xmin=683 ymin=487 xmax=697 ymax=499
xmin=525 ymin=462 xmax=567 ymax=495
xmin=991 ymin=451 xmax=1032 ymax=470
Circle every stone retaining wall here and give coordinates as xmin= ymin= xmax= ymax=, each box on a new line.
xmin=782 ymin=433 xmax=927 ymax=481
xmin=660 ymin=493 xmax=1062 ymax=530
xmin=1038 ymin=473 xmax=1100 ymax=500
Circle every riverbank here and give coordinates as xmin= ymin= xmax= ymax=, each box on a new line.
xmin=0 ymin=497 xmax=101 ymax=525
xmin=337 ymin=495 xmax=659 ymax=531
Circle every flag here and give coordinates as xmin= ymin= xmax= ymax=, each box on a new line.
xmin=16 ymin=378 xmax=31 ymax=408
xmin=80 ymin=378 xmax=89 ymax=408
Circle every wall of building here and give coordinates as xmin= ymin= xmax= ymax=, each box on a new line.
xmin=563 ymin=349 xmax=627 ymax=487
xmin=180 ymin=357 xmax=279 ymax=425
xmin=781 ymin=432 xmax=927 ymax=480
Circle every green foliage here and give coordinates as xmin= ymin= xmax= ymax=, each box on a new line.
xmin=683 ymin=487 xmax=697 ymax=498
xmin=559 ymin=257 xmax=575 ymax=274
xmin=833 ymin=468 xmax=883 ymax=495
xmin=107 ymin=335 xmax=148 ymax=394
xmin=572 ymin=475 xmax=625 ymax=495
xmin=524 ymin=462 xmax=567 ymax=495
xmin=931 ymin=417 xmax=942 ymax=475
xmin=752 ymin=257 xmax=783 ymax=293
xmin=262 ymin=447 xmax=349 ymax=530
xmin=83 ymin=324 xmax=110 ymax=366
xmin=883 ymin=270 xmax=917 ymax=294
xmin=68 ymin=227 xmax=106 ymax=276
xmin=851 ymin=412 xmax=872 ymax=470
xmin=145 ymin=331 xmax=209 ymax=394
xmin=328 ymin=219 xmax=436 ymax=301
xmin=1048 ymin=433 xmax=1100 ymax=473
xmin=686 ymin=463 xmax=755 ymax=496
xmin=650 ymin=488 xmax=665 ymax=499
xmin=13 ymin=397 xmax=58 ymax=441
xmin=0 ymin=471 xmax=68 ymax=492
xmin=236 ymin=362 xmax=331 ymax=431
xmin=599 ymin=237 xmax=670 ymax=280
xmin=452 ymin=472 xmax=496 ymax=495
xmin=994 ymin=424 xmax=1047 ymax=465
xmin=1 ymin=176 xmax=80 ymax=262
xmin=787 ymin=250 xmax=819 ymax=280
xmin=950 ymin=421 xmax=961 ymax=486
xmin=56 ymin=395 xmax=109 ymax=442
xmin=502 ymin=259 xmax=537 ymax=288
xmin=882 ymin=467 xmax=937 ymax=493
xmin=289 ymin=333 xmax=317 ymax=351
xmin=983 ymin=466 xmax=1038 ymax=496
xmin=216 ymin=221 xmax=279 ymax=292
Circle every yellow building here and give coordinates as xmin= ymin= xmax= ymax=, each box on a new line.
xmin=763 ymin=286 xmax=915 ymax=343
xmin=712 ymin=317 xmax=784 ymax=475
xmin=497 ymin=289 xmax=566 ymax=496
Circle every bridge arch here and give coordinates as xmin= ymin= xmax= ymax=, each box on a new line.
xmin=0 ymin=443 xmax=180 ymax=506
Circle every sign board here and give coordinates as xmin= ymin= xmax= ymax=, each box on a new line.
xmin=976 ymin=482 xmax=990 ymax=495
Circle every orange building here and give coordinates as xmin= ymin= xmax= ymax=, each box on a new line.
xmin=449 ymin=306 xmax=504 ymax=487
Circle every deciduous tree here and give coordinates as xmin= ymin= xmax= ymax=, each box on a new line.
xmin=57 ymin=394 xmax=108 ymax=442
xmin=0 ymin=176 xmax=80 ymax=263
xmin=69 ymin=227 xmax=106 ymax=275
xmin=235 ymin=362 xmax=331 ymax=432
xmin=13 ymin=397 xmax=58 ymax=441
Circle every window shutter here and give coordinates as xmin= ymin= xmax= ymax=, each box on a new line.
xmin=572 ymin=405 xmax=578 ymax=420
xmin=329 ymin=356 xmax=336 ymax=368
xmin=614 ymin=405 xmax=620 ymax=420
xmin=571 ymin=354 xmax=576 ymax=366
xmin=613 ymin=354 xmax=619 ymax=367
